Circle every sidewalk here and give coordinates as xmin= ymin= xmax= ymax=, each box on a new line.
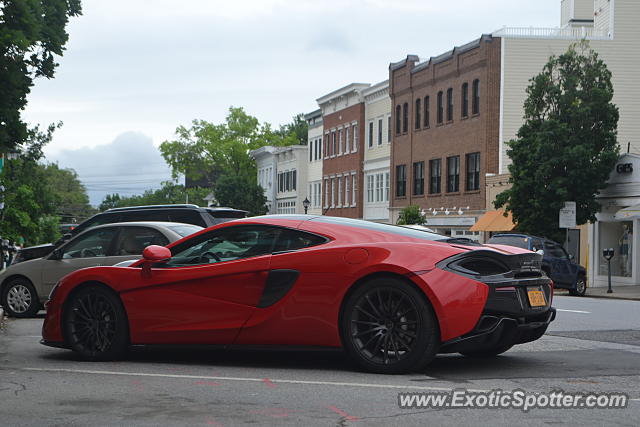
xmin=555 ymin=286 xmax=640 ymax=301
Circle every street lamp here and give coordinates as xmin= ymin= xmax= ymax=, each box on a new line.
xmin=303 ymin=197 xmax=310 ymax=214
xmin=602 ymin=248 xmax=615 ymax=294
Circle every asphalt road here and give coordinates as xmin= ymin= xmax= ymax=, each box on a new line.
xmin=1 ymin=295 xmax=639 ymax=426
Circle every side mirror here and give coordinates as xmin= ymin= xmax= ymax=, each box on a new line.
xmin=536 ymin=249 xmax=544 ymax=256
xmin=141 ymin=245 xmax=171 ymax=278
xmin=142 ymin=245 xmax=171 ymax=262
xmin=50 ymin=248 xmax=63 ymax=260
xmin=568 ymin=254 xmax=575 ymax=261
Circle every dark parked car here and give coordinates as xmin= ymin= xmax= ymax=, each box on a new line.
xmin=11 ymin=205 xmax=247 ymax=265
xmin=487 ymin=233 xmax=587 ymax=296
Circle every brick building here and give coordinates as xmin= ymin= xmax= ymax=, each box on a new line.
xmin=316 ymin=83 xmax=369 ymax=218
xmin=389 ymin=35 xmax=501 ymax=237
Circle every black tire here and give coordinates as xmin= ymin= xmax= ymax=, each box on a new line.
xmin=460 ymin=343 xmax=514 ymax=358
xmin=63 ymin=285 xmax=129 ymax=361
xmin=1 ymin=277 xmax=40 ymax=318
xmin=569 ymin=276 xmax=587 ymax=297
xmin=341 ymin=276 xmax=439 ymax=374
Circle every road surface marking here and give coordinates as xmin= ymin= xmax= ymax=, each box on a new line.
xmin=556 ymin=309 xmax=591 ymax=314
xmin=21 ymin=367 xmax=487 ymax=392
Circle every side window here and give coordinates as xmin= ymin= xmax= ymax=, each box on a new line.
xmin=170 ymin=210 xmax=207 ymax=227
xmin=273 ymin=229 xmax=328 ymax=253
xmin=115 ymin=227 xmax=170 ymax=256
xmin=72 ymin=214 xmax=119 ymax=235
xmin=544 ymin=242 xmax=566 ymax=258
xmin=120 ymin=210 xmax=168 ymax=222
xmin=61 ymin=228 xmax=118 ymax=259
xmin=162 ymin=226 xmax=281 ymax=267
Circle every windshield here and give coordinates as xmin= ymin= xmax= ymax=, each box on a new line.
xmin=487 ymin=235 xmax=530 ymax=249
xmin=168 ymin=224 xmax=204 ymax=237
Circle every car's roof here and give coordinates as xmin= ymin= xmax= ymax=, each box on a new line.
xmin=88 ymin=221 xmax=203 ymax=230
xmin=103 ymin=204 xmax=247 ymax=214
xmin=491 ymin=233 xmax=556 ymax=243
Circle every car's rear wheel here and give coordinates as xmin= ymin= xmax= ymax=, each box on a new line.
xmin=63 ymin=285 xmax=129 ymax=361
xmin=460 ymin=343 xmax=514 ymax=358
xmin=341 ymin=277 xmax=439 ymax=374
xmin=1 ymin=277 xmax=40 ymax=318
xmin=569 ymin=276 xmax=587 ymax=296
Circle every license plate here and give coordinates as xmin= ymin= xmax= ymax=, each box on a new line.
xmin=527 ymin=288 xmax=546 ymax=307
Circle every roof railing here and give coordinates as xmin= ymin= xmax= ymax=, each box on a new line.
xmin=492 ymin=26 xmax=610 ymax=40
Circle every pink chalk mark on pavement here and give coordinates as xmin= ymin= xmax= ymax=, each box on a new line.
xmin=262 ymin=378 xmax=276 ymax=388
xmin=327 ymin=405 xmax=359 ymax=421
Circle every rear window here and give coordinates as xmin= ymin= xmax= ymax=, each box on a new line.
xmin=312 ymin=217 xmax=446 ymax=242
xmin=167 ymin=224 xmax=203 ymax=237
xmin=488 ymin=235 xmax=530 ymax=249
xmin=206 ymin=209 xmax=247 ymax=219
xmin=169 ymin=210 xmax=207 ymax=227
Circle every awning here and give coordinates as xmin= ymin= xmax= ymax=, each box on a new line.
xmin=469 ymin=210 xmax=516 ymax=232
xmin=614 ymin=204 xmax=640 ymax=220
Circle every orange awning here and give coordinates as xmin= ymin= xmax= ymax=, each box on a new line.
xmin=470 ymin=210 xmax=516 ymax=232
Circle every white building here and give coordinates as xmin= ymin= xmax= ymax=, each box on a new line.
xmin=250 ymin=146 xmax=278 ymax=214
xmin=362 ymin=80 xmax=391 ymax=223
xmin=275 ymin=145 xmax=308 ymax=214
xmin=305 ymin=109 xmax=323 ymax=215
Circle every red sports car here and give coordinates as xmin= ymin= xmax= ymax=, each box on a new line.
xmin=42 ymin=215 xmax=555 ymax=374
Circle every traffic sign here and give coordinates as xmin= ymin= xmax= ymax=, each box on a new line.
xmin=559 ymin=201 xmax=576 ymax=228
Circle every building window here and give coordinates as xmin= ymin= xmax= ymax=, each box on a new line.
xmin=461 ymin=82 xmax=469 ymax=118
xmin=368 ymin=121 xmax=374 ymax=147
xmin=466 ymin=152 xmax=480 ymax=191
xmin=352 ymin=174 xmax=357 ymax=206
xmin=324 ymin=178 xmax=329 ymax=208
xmin=309 ymin=142 xmax=313 ymax=162
xmin=338 ymin=176 xmax=342 ymax=207
xmin=395 ymin=105 xmax=401 ymax=135
xmin=378 ymin=118 xmax=383 ymax=145
xmin=413 ymin=161 xmax=424 ymax=196
xmin=396 ymin=164 xmax=407 ymax=197
xmin=338 ymin=129 xmax=343 ymax=155
xmin=446 ymin=88 xmax=453 ymax=122
xmin=402 ymin=102 xmax=408 ymax=133
xmin=376 ymin=173 xmax=384 ymax=202
xmin=345 ymin=127 xmax=350 ymax=153
xmin=472 ymin=79 xmax=480 ymax=115
xmin=437 ymin=91 xmax=443 ymax=124
xmin=384 ymin=172 xmax=390 ymax=201
xmin=345 ymin=175 xmax=350 ymax=206
xmin=324 ymin=134 xmax=329 ymax=159
xmin=424 ymin=96 xmax=430 ymax=128
xmin=367 ymin=175 xmax=374 ymax=203
xmin=387 ymin=115 xmax=391 ymax=143
xmin=429 ymin=159 xmax=441 ymax=194
xmin=352 ymin=123 xmax=358 ymax=152
xmin=415 ymin=98 xmax=421 ymax=130
xmin=331 ymin=131 xmax=337 ymax=156
xmin=447 ymin=156 xmax=460 ymax=193
xmin=330 ymin=178 xmax=335 ymax=207
xmin=292 ymin=170 xmax=296 ymax=190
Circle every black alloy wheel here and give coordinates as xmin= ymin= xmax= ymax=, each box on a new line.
xmin=569 ymin=276 xmax=587 ymax=296
xmin=341 ymin=277 xmax=439 ymax=374
xmin=63 ymin=286 xmax=129 ymax=361
xmin=1 ymin=277 xmax=40 ymax=318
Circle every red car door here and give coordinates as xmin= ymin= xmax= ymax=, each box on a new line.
xmin=121 ymin=225 xmax=281 ymax=345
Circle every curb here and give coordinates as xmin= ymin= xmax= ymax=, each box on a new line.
xmin=555 ymin=290 xmax=640 ymax=301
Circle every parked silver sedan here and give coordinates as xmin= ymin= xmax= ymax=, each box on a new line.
xmin=0 ymin=221 xmax=202 ymax=317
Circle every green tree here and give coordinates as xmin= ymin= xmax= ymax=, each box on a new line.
xmin=214 ymin=175 xmax=268 ymax=216
xmin=494 ymin=42 xmax=619 ymax=241
xmin=42 ymin=162 xmax=93 ymax=222
xmin=99 ymin=182 xmax=211 ymax=210
xmin=159 ymin=107 xmax=297 ymax=206
xmin=0 ymin=0 xmax=82 ymax=152
xmin=396 ymin=205 xmax=426 ymax=225
xmin=275 ymin=113 xmax=308 ymax=145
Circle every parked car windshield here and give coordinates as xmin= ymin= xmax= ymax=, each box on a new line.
xmin=487 ymin=235 xmax=530 ymax=249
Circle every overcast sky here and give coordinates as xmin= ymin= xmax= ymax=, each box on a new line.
xmin=22 ymin=0 xmax=561 ymax=205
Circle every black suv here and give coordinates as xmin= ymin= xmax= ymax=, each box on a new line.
xmin=12 ymin=205 xmax=247 ymax=264
xmin=487 ymin=233 xmax=587 ymax=296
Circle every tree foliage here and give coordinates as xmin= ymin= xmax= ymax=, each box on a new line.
xmin=396 ymin=205 xmax=426 ymax=225
xmin=98 ymin=181 xmax=211 ymax=211
xmin=0 ymin=124 xmax=93 ymax=245
xmin=275 ymin=113 xmax=308 ymax=145
xmin=214 ymin=175 xmax=268 ymax=216
xmin=0 ymin=0 xmax=82 ymax=152
xmin=159 ymin=107 xmax=301 ymax=214
xmin=495 ymin=42 xmax=619 ymax=241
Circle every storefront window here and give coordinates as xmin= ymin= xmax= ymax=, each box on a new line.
xmin=598 ymin=221 xmax=633 ymax=277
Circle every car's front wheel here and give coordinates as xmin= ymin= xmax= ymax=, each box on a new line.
xmin=569 ymin=276 xmax=587 ymax=296
xmin=341 ymin=277 xmax=439 ymax=374
xmin=63 ymin=285 xmax=129 ymax=361
xmin=1 ymin=277 xmax=40 ymax=318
